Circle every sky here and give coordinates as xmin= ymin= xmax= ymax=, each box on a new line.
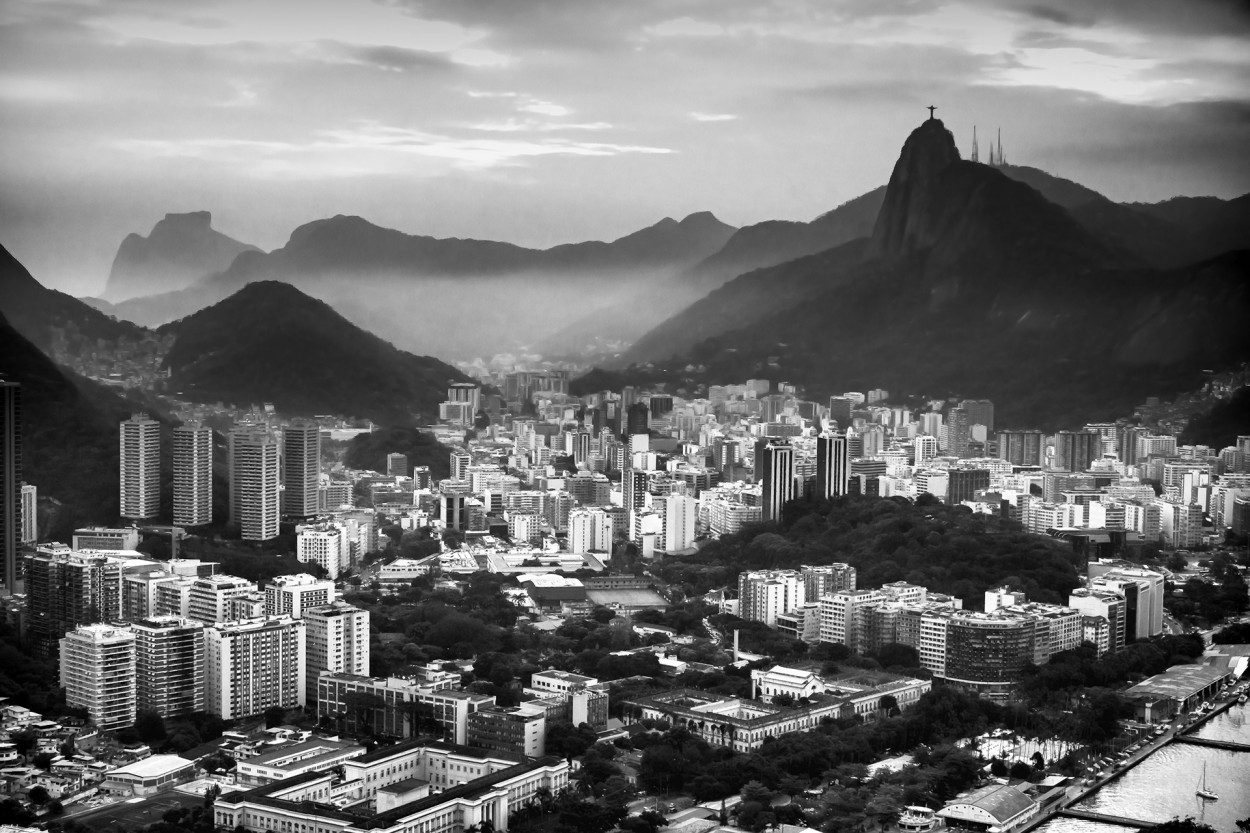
xmin=2 ymin=0 xmax=1248 ymax=297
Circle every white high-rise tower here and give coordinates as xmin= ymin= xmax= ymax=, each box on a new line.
xmin=173 ymin=422 xmax=212 ymax=527
xmin=120 ymin=413 xmax=160 ymax=521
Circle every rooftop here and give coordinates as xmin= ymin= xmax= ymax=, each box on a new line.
xmin=1124 ymin=663 xmax=1230 ymax=701
xmin=107 ymin=754 xmax=196 ymax=779
xmin=941 ymin=783 xmax=1036 ymax=823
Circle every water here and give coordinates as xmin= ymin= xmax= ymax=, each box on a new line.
xmin=1031 ymin=819 xmax=1134 ymax=833
xmin=1192 ymin=701 xmax=1250 ymax=744
xmin=1073 ymin=742 xmax=1250 ymax=831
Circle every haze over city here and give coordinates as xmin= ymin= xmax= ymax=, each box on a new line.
xmin=2 ymin=0 xmax=1249 ymax=296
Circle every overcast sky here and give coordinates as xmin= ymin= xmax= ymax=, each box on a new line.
xmin=2 ymin=0 xmax=1248 ymax=297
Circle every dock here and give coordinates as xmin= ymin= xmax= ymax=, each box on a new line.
xmin=1173 ymin=735 xmax=1250 ymax=753
xmin=1059 ymin=808 xmax=1156 ymax=828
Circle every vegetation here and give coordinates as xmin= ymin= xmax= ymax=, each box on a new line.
xmin=659 ymin=495 xmax=1083 ymax=605
xmin=1179 ymin=385 xmax=1250 ymax=449
xmin=344 ymin=425 xmax=451 ymax=479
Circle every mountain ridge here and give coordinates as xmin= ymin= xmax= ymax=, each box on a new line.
xmin=104 ymin=211 xmax=259 ymax=302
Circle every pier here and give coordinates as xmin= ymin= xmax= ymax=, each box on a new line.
xmin=1059 ymin=808 xmax=1156 ymax=828
xmin=1173 ymin=735 xmax=1250 ymax=753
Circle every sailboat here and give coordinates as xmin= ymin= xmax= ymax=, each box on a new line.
xmin=1196 ymin=762 xmax=1218 ymax=800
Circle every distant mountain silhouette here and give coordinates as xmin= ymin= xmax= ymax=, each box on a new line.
xmin=98 ymin=212 xmax=736 ymax=359
xmin=157 ymin=281 xmax=472 ymax=424
xmin=682 ymin=187 xmax=885 ymax=293
xmin=0 ymin=241 xmax=145 ymax=356
xmin=612 ymin=117 xmax=1250 ymax=429
xmin=995 ymin=165 xmax=1245 ymax=268
xmin=103 ymin=211 xmax=259 ymax=302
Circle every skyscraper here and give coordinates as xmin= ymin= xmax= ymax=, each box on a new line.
xmin=204 ymin=617 xmax=306 ymax=719
xmin=758 ymin=440 xmax=795 ymax=523
xmin=626 ymin=403 xmax=649 ymax=437
xmin=282 ymin=421 xmax=320 ymax=519
xmin=229 ymin=427 xmax=280 ymax=541
xmin=945 ymin=406 xmax=971 ymax=458
xmin=173 ymin=422 xmax=213 ymax=527
xmin=120 ymin=412 xmax=161 ymax=521
xmin=1 ymin=380 xmax=19 ymax=595
xmin=385 ymin=452 xmax=408 ymax=478
xmin=1054 ymin=430 xmax=1101 ymax=472
xmin=816 ymin=433 xmax=850 ymax=500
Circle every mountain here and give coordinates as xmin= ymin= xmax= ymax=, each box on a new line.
xmin=611 ymin=118 xmax=1250 ymax=429
xmin=682 ymin=187 xmax=885 ymax=293
xmin=994 ymin=165 xmax=1246 ymax=268
xmin=100 ymin=212 xmax=736 ymax=359
xmin=103 ymin=211 xmax=259 ymax=303
xmin=157 ymin=281 xmax=472 ymax=424
xmin=0 ymin=310 xmax=154 ymax=539
xmin=0 ymin=242 xmax=147 ymax=359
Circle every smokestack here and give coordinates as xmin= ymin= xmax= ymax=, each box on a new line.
xmin=733 ymin=629 xmax=739 ymax=664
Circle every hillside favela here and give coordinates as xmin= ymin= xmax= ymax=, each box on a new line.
xmin=1 ymin=3 xmax=1249 ymax=833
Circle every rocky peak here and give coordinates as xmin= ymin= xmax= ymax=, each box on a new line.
xmin=866 ymin=117 xmax=961 ymax=260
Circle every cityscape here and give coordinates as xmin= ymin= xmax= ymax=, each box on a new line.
xmin=2 ymin=3 xmax=1250 ymax=833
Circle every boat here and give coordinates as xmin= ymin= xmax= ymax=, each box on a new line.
xmin=1196 ymin=762 xmax=1219 ymax=800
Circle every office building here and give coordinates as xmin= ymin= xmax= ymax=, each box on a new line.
xmin=1 ymin=380 xmax=18 ymax=594
xmin=204 ymin=617 xmax=306 ymax=719
xmin=801 ymin=563 xmax=857 ymax=600
xmin=72 ymin=526 xmax=141 ymax=551
xmin=386 ymin=452 xmax=408 ymax=478
xmin=282 ymin=421 xmax=320 ymax=519
xmin=960 ymin=399 xmax=995 ymax=434
xmin=173 ymin=422 xmax=213 ymax=527
xmin=947 ymin=469 xmax=990 ymax=505
xmin=304 ymin=602 xmax=370 ymax=707
xmin=230 ymin=427 xmax=280 ymax=541
xmin=120 ymin=413 xmax=161 ymax=521
xmin=816 ymin=432 xmax=850 ymax=500
xmin=945 ymin=406 xmax=971 ymax=458
xmin=264 ymin=574 xmax=335 ymax=619
xmin=1068 ymin=588 xmax=1127 ymax=653
xmin=317 ymin=673 xmax=495 ymax=743
xmin=60 ymin=624 xmax=137 ymax=730
xmin=758 ymin=440 xmax=795 ymax=523
xmin=467 ymin=706 xmax=547 ymax=758
xmin=131 ymin=616 xmax=205 ymax=718
xmin=447 ymin=382 xmax=481 ymax=414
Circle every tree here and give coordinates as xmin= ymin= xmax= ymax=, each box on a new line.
xmin=27 ymin=786 xmax=50 ymax=806
xmin=135 ymin=709 xmax=167 ymax=744
xmin=264 ymin=705 xmax=287 ymax=729
xmin=1009 ymin=761 xmax=1033 ymax=780
xmin=31 ymin=752 xmax=55 ymax=771
xmin=1144 ymin=820 xmax=1216 ymax=833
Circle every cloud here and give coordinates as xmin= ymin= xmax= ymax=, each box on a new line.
xmin=113 ymin=120 xmax=673 ymax=177
xmin=691 ymin=112 xmax=737 ymax=122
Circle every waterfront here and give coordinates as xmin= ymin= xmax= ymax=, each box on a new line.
xmin=1192 ymin=701 xmax=1250 ymax=744
xmin=1031 ymin=819 xmax=1133 ymax=833
xmin=1070 ymin=740 xmax=1250 ymax=831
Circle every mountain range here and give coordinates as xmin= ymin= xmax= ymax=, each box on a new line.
xmin=100 ymin=211 xmax=258 ymax=303
xmin=86 ymin=211 xmax=738 ymax=359
xmin=612 ymin=118 xmax=1250 ymax=429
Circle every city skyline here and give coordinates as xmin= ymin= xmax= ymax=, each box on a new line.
xmin=1 ymin=0 xmax=1248 ymax=296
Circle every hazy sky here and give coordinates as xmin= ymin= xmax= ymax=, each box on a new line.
xmin=2 ymin=0 xmax=1248 ymax=296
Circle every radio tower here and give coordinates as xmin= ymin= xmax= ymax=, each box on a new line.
xmin=971 ymin=126 xmax=979 ymax=163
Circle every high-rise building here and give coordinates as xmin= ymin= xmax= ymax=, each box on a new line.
xmin=264 ymin=574 xmax=335 ymax=618
xmin=447 ymin=383 xmax=481 ymax=415
xmin=1053 ymin=430 xmax=1101 ymax=472
xmin=188 ymin=574 xmax=257 ymax=623
xmin=204 ymin=618 xmax=306 ymax=719
xmin=801 ymin=563 xmax=857 ymax=600
xmin=913 ymin=435 xmax=939 ymax=466
xmin=815 ymin=433 xmax=850 ymax=500
xmin=1068 ymin=588 xmax=1127 ymax=653
xmin=303 ymin=602 xmax=369 ymax=707
xmin=60 ymin=624 xmax=137 ymax=730
xmin=945 ymin=406 xmax=971 ymax=458
xmin=449 ymin=449 xmax=472 ymax=482
xmin=739 ymin=570 xmax=805 ymax=627
xmin=25 ymin=545 xmax=124 ymax=655
xmin=947 ymin=469 xmax=990 ymax=505
xmin=1 ymin=380 xmax=19 ymax=595
xmin=758 ymin=440 xmax=795 ymax=523
xmin=20 ymin=483 xmax=36 ymax=546
xmin=827 ymin=397 xmax=853 ymax=428
xmin=296 ymin=523 xmax=347 ymax=579
xmin=120 ymin=413 xmax=161 ymax=521
xmin=626 ymin=403 xmax=649 ymax=437
xmin=997 ymin=430 xmax=1044 ymax=467
xmin=386 ymin=453 xmax=408 ymax=478
xmin=282 ymin=421 xmax=321 ymax=519
xmin=960 ymin=399 xmax=995 ymax=434
xmin=173 ymin=423 xmax=213 ymax=527
xmin=230 ymin=427 xmax=280 ymax=541
xmin=131 ymin=616 xmax=205 ymax=718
